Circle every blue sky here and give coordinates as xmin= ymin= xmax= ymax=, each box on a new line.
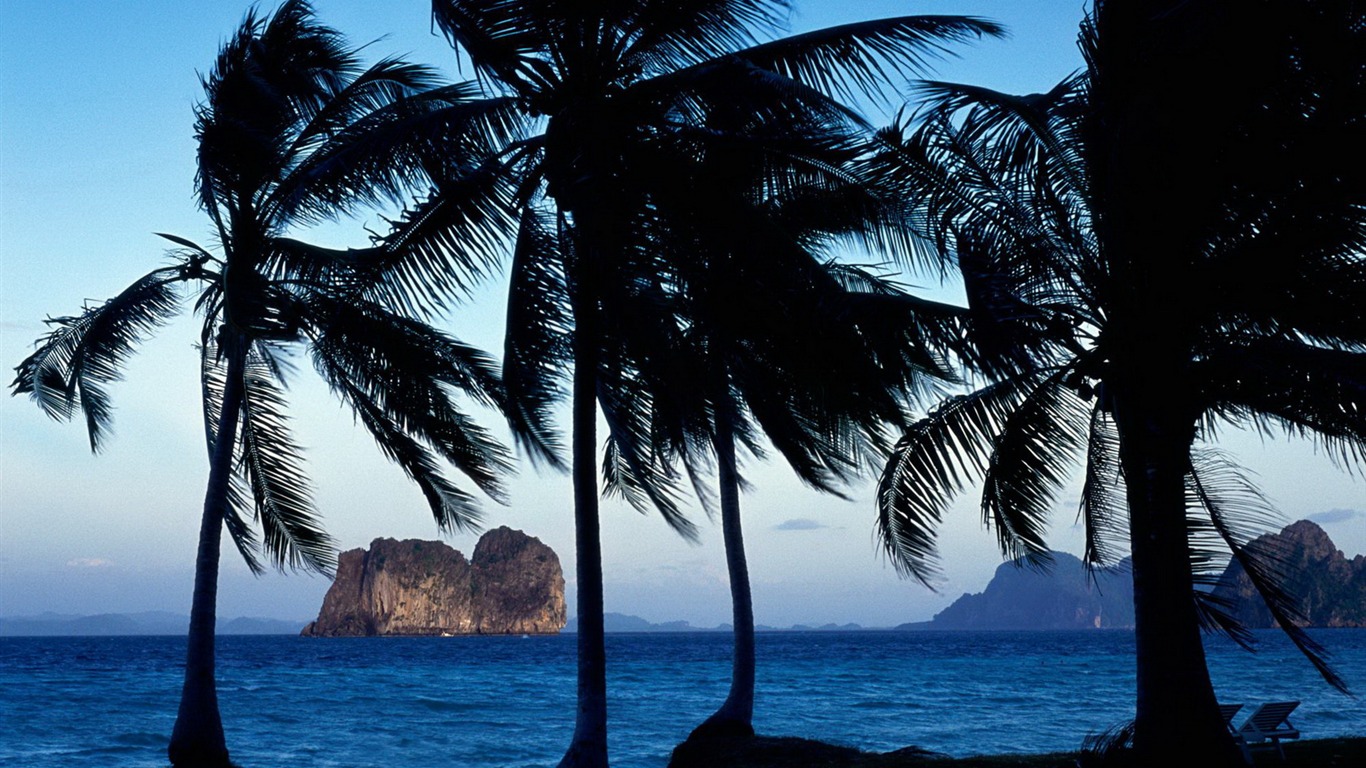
xmin=2 ymin=1 xmax=1361 ymax=627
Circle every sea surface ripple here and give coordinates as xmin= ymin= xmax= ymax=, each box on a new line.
xmin=1 ymin=629 xmax=1364 ymax=767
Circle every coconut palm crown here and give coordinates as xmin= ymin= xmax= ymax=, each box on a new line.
xmin=12 ymin=2 xmax=520 ymax=765
xmin=872 ymin=1 xmax=1365 ymax=765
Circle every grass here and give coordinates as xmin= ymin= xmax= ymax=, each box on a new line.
xmin=668 ymin=734 xmax=1366 ymax=768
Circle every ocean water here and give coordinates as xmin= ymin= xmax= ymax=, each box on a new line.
xmin=1 ymin=630 xmax=1364 ymax=767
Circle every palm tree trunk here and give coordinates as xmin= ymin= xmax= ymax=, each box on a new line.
xmin=1112 ymin=386 xmax=1244 ymax=767
xmin=559 ymin=258 xmax=609 ymax=768
xmin=168 ymin=340 xmax=245 ymax=768
xmin=693 ymin=395 xmax=756 ymax=739
xmin=1091 ymin=2 xmax=1243 ymax=760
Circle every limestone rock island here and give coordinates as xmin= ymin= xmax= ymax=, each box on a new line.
xmin=1212 ymin=519 xmax=1366 ymax=628
xmin=302 ymin=527 xmax=566 ymax=637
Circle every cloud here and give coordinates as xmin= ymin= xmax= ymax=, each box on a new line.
xmin=0 ymin=320 xmax=43 ymax=333
xmin=773 ymin=518 xmax=828 ymax=531
xmin=1307 ymin=508 xmax=1363 ymax=525
xmin=633 ymin=559 xmax=710 ymax=576
xmin=66 ymin=558 xmax=115 ymax=568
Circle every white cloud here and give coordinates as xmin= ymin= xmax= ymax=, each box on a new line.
xmin=773 ymin=518 xmax=828 ymax=531
xmin=1307 ymin=508 xmax=1363 ymax=525
xmin=65 ymin=558 xmax=114 ymax=568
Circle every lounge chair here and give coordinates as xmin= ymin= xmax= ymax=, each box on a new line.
xmin=1218 ymin=703 xmax=1243 ymax=733
xmin=1234 ymin=701 xmax=1301 ymax=761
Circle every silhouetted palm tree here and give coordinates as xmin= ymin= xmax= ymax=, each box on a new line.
xmin=426 ymin=3 xmax=1000 ymax=764
xmin=12 ymin=3 xmax=517 ymax=765
xmin=628 ymin=128 xmax=960 ymax=739
xmin=872 ymin=1 xmax=1364 ymax=764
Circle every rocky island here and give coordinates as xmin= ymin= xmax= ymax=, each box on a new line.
xmin=899 ymin=519 xmax=1363 ymax=631
xmin=901 ymin=551 xmax=1135 ymax=631
xmin=302 ymin=527 xmax=566 ymax=637
xmin=1212 ymin=519 xmax=1366 ymax=628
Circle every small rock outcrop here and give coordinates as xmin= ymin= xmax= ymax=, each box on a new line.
xmin=1211 ymin=520 xmax=1366 ymax=628
xmin=302 ymin=527 xmax=566 ymax=637
xmin=902 ymin=552 xmax=1135 ymax=630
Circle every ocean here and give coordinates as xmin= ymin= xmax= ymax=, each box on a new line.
xmin=2 ymin=630 xmax=1364 ymax=767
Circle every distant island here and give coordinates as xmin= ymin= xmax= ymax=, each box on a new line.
xmin=564 ymin=613 xmax=872 ymax=633
xmin=899 ymin=552 xmax=1135 ymax=631
xmin=302 ymin=527 xmax=566 ymax=637
xmin=1213 ymin=519 xmax=1366 ymax=628
xmin=898 ymin=519 xmax=1363 ymax=631
xmin=0 ymin=611 xmax=305 ymax=636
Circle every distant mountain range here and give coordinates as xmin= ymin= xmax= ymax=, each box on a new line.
xmin=0 ymin=611 xmax=306 ymax=636
xmin=564 ymin=613 xmax=871 ymax=633
xmin=0 ymin=610 xmax=867 ymax=636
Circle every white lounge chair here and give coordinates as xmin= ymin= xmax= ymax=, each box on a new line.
xmin=1234 ymin=701 xmax=1300 ymax=761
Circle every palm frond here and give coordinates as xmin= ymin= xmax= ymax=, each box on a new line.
xmin=274 ymin=89 xmax=528 ymax=229
xmin=980 ymin=371 xmax=1089 ymax=565
xmin=154 ymin=233 xmax=219 ymax=264
xmin=681 ymin=450 xmax=721 ymax=521
xmin=268 ymin=159 xmax=517 ymax=319
xmin=503 ymin=206 xmax=571 ymax=470
xmin=319 ymin=359 xmax=491 ymax=533
xmin=221 ymin=471 xmax=265 ymax=576
xmin=237 ymin=345 xmax=335 ymax=574
xmin=1188 ymin=449 xmax=1347 ymax=692
xmin=600 ymin=432 xmax=694 ymax=540
xmin=12 ymin=268 xmax=183 ymax=452
xmin=737 ymin=16 xmax=1005 ymax=106
xmin=195 ymin=0 xmax=358 ymax=219
xmin=830 ymin=283 xmax=963 ymax=398
xmin=1209 ymin=244 xmax=1366 ymax=352
xmin=596 ymin=314 xmax=699 ymax=540
xmin=430 ymin=0 xmax=551 ymax=95
xmin=665 ymin=54 xmax=873 ymax=148
xmin=730 ymin=317 xmax=886 ymax=494
xmin=624 ymin=0 xmax=790 ymax=73
xmin=766 ymin=179 xmax=927 ymax=268
xmin=280 ymin=57 xmax=449 ymax=172
xmin=303 ymin=294 xmax=515 ymax=512
xmin=876 ymin=373 xmax=1044 ymax=587
xmin=303 ymin=295 xmax=499 ymax=533
xmin=955 ymin=233 xmax=1075 ymax=381
xmin=913 ymin=77 xmax=1089 ymax=196
xmin=199 ymin=338 xmax=265 ymax=575
xmin=1204 ymin=339 xmax=1366 ymax=470
xmin=651 ymin=184 xmax=937 ymax=495
xmin=882 ymin=88 xmax=1096 ymax=290
xmin=1078 ymin=406 xmax=1127 ymax=569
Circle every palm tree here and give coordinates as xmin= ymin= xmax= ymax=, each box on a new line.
xmin=425 ymin=3 xmax=1000 ymax=764
xmin=628 ymin=127 xmax=961 ymax=740
xmin=11 ymin=3 xmax=520 ymax=765
xmin=872 ymin=1 xmax=1365 ymax=764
